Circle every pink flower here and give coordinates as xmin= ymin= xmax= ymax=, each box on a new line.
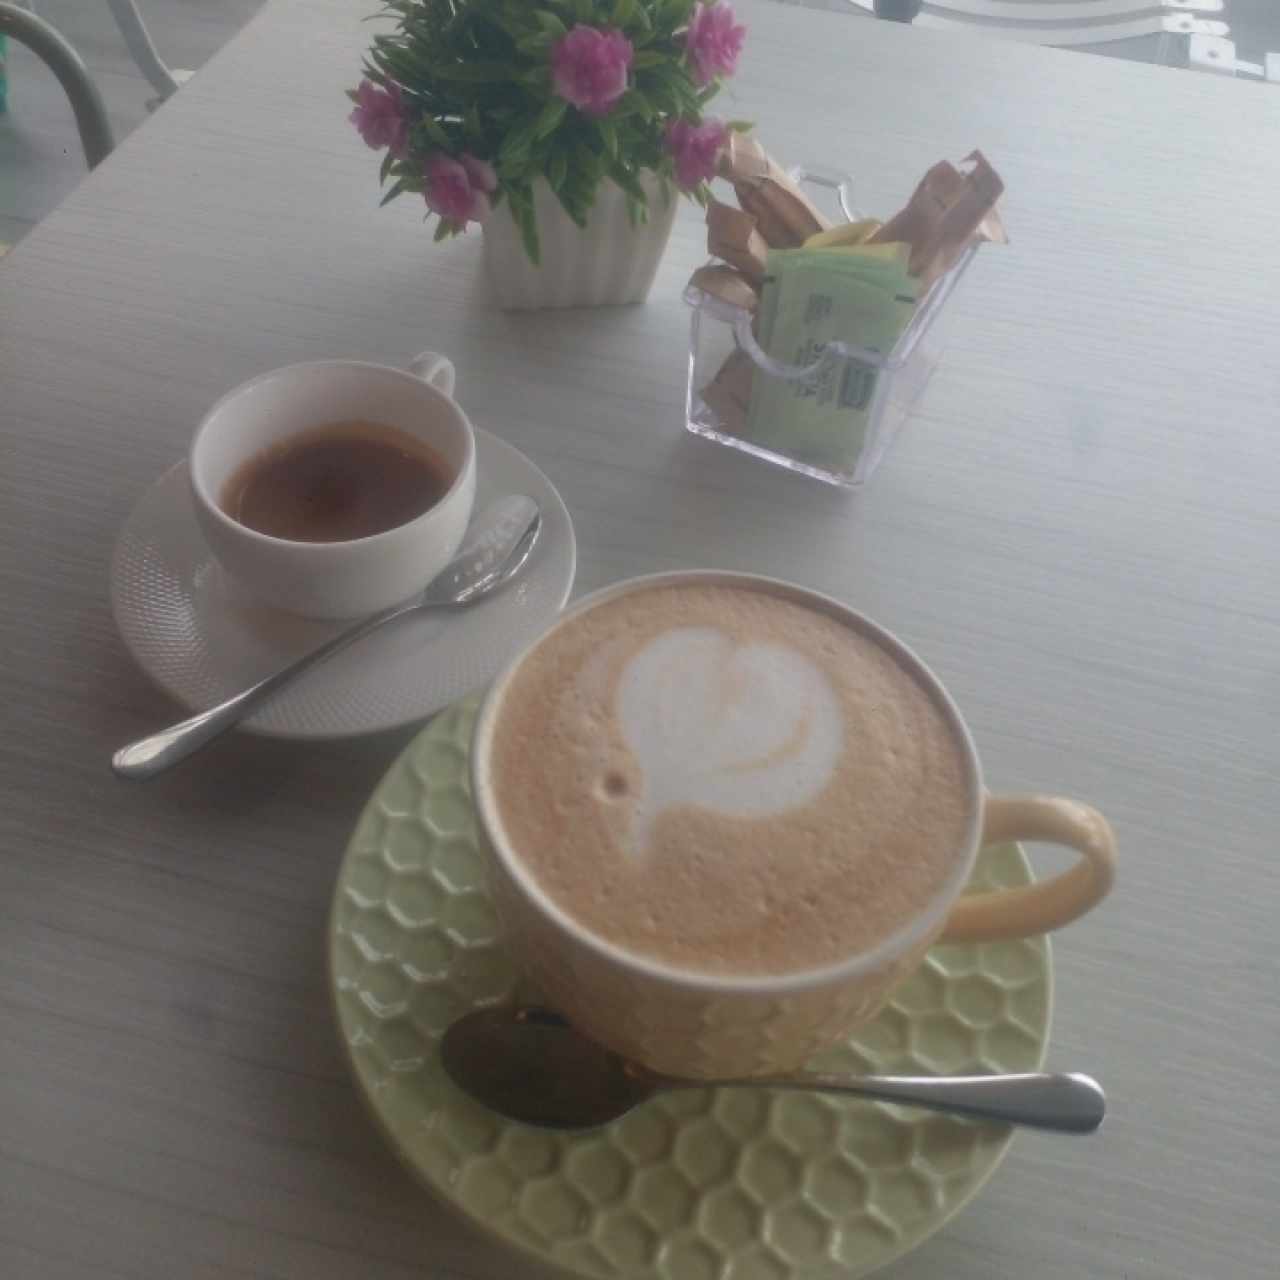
xmin=685 ymin=2 xmax=746 ymax=86
xmin=423 ymin=151 xmax=497 ymax=229
xmin=666 ymin=118 xmax=729 ymax=191
xmin=349 ymin=78 xmax=409 ymax=157
xmin=551 ymin=25 xmax=633 ymax=117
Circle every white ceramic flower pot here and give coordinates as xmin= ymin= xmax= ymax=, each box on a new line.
xmin=482 ymin=174 xmax=676 ymax=310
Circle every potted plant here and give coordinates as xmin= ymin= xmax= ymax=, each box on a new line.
xmin=350 ymin=0 xmax=748 ymax=309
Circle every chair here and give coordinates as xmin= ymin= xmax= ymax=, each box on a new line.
xmin=104 ymin=0 xmax=191 ymax=107
xmin=1188 ymin=33 xmax=1280 ymax=80
xmin=14 ymin=2 xmax=189 ymax=105
xmin=0 ymin=2 xmax=113 ymax=167
xmin=795 ymin=0 xmax=1232 ymax=64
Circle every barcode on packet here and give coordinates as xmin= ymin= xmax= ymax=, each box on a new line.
xmin=803 ymin=293 xmax=833 ymax=324
xmin=838 ymin=362 xmax=876 ymax=411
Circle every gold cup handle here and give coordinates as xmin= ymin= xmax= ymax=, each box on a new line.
xmin=940 ymin=795 xmax=1117 ymax=944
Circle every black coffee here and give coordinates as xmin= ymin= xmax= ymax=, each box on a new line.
xmin=221 ymin=421 xmax=453 ymax=543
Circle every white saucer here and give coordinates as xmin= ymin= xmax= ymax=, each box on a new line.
xmin=110 ymin=429 xmax=576 ymax=740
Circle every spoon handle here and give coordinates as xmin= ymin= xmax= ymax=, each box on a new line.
xmin=111 ymin=598 xmax=418 ymax=780
xmin=755 ymin=1071 xmax=1105 ymax=1134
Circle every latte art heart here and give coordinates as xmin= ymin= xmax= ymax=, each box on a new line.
xmin=489 ymin=581 xmax=971 ymax=976
xmin=616 ymin=627 xmax=843 ymax=852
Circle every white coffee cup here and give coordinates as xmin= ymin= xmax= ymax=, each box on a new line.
xmin=189 ymin=352 xmax=476 ymax=619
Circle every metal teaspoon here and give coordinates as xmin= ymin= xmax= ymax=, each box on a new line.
xmin=442 ymin=1006 xmax=1106 ymax=1134
xmin=112 ymin=496 xmax=541 ymax=780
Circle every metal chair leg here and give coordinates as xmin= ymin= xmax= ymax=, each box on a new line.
xmin=105 ymin=0 xmax=181 ymax=102
xmin=0 ymin=3 xmax=114 ymax=167
xmin=874 ymin=0 xmax=922 ymax=19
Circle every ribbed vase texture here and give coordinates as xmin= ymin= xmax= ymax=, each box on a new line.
xmin=482 ymin=176 xmax=676 ymax=310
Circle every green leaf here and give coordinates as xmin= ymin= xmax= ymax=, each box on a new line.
xmin=496 ymin=1 xmax=531 ymax=33
xmin=511 ymin=192 xmax=541 ymax=265
xmin=433 ymin=217 xmax=454 ymax=242
xmin=535 ymin=10 xmax=568 ymax=38
xmin=662 ymin=0 xmax=696 ymax=27
xmin=498 ymin=152 xmax=532 ymax=184
xmin=612 ymin=0 xmax=637 ymax=27
xmin=571 ymin=0 xmax=594 ymax=23
xmin=632 ymin=50 xmax=666 ymax=70
xmin=504 ymin=112 xmax=541 ymax=149
xmin=371 ymin=49 xmax=421 ymax=85
xmin=627 ymin=89 xmax=655 ymax=120
xmin=499 ymin=117 xmax=541 ymax=167
xmin=607 ymin=161 xmax=647 ymax=205
xmin=556 ymin=183 xmax=591 ymax=229
xmin=379 ymin=178 xmax=409 ymax=207
xmin=379 ymin=150 xmax=396 ymax=184
xmin=534 ymin=97 xmax=567 ymax=139
xmin=649 ymin=63 xmax=687 ymax=90
xmin=418 ymin=116 xmax=450 ymax=147
xmin=573 ymin=143 xmax=604 ymax=182
xmin=642 ymin=82 xmax=681 ymax=114
xmin=728 ymin=119 xmax=754 ymax=133
xmin=546 ymin=147 xmax=569 ymax=191
xmin=430 ymin=61 xmax=521 ymax=83
xmin=516 ymin=31 xmax=554 ymax=56
xmin=595 ymin=117 xmax=619 ymax=160
xmin=653 ymin=66 xmax=700 ymax=113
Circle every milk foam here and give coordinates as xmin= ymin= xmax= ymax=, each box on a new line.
xmin=490 ymin=582 xmax=972 ymax=976
xmin=616 ymin=626 xmax=843 ymax=852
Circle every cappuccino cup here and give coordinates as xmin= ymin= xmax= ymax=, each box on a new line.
xmin=472 ymin=572 xmax=1115 ymax=1078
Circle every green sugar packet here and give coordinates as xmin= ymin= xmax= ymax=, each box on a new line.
xmin=746 ymin=245 xmax=918 ymax=474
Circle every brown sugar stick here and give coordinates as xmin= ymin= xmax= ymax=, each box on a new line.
xmin=688 ymin=264 xmax=760 ymax=314
xmin=718 ymin=133 xmax=831 ymax=247
xmin=700 ymin=348 xmax=756 ymax=436
xmin=871 ymin=151 xmax=1006 ymax=287
xmin=706 ymin=199 xmax=770 ymax=285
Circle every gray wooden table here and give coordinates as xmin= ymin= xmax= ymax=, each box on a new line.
xmin=2 ymin=2 xmax=1277 ymax=1277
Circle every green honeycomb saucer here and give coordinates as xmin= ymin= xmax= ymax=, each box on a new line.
xmin=329 ymin=698 xmax=1052 ymax=1280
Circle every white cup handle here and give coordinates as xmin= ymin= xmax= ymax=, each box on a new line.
xmin=408 ymin=351 xmax=456 ymax=398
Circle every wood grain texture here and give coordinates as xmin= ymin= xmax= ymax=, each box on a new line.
xmin=2 ymin=2 xmax=1278 ymax=1277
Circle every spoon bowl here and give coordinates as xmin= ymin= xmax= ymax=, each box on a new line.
xmin=443 ymin=1006 xmax=651 ymax=1129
